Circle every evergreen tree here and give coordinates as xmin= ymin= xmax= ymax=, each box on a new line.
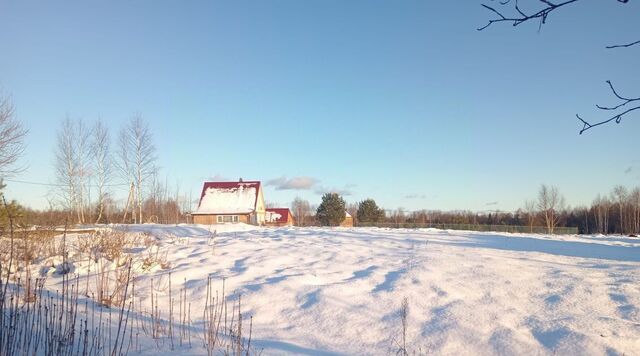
xmin=357 ymin=199 xmax=385 ymax=224
xmin=316 ymin=193 xmax=346 ymax=226
xmin=0 ymin=180 xmax=25 ymax=231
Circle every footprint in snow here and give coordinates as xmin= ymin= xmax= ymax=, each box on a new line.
xmin=608 ymin=292 xmax=638 ymax=320
xmin=300 ymin=289 xmax=321 ymax=309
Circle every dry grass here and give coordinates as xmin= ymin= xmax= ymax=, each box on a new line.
xmin=0 ymin=222 xmax=259 ymax=355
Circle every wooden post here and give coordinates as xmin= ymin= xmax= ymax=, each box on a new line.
xmin=122 ymin=182 xmax=135 ymax=224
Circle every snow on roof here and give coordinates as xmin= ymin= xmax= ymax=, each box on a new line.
xmin=193 ymin=181 xmax=261 ymax=215
xmin=265 ymin=208 xmax=291 ymax=223
xmin=345 ymin=211 xmax=352 ymax=218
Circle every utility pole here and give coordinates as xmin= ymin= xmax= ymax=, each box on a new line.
xmin=122 ymin=182 xmax=135 ymax=224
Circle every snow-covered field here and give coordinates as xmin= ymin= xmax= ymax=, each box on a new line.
xmin=43 ymin=225 xmax=640 ymax=355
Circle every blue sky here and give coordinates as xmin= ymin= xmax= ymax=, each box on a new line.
xmin=0 ymin=0 xmax=638 ymax=212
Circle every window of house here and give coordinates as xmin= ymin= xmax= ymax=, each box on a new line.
xmin=217 ymin=215 xmax=239 ymax=223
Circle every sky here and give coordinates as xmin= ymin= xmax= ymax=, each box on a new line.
xmin=0 ymin=0 xmax=639 ymax=213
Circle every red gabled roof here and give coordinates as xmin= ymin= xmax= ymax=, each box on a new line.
xmin=197 ymin=181 xmax=261 ymax=211
xmin=265 ymin=208 xmax=291 ymax=223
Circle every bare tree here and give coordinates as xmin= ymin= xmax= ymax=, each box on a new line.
xmin=347 ymin=202 xmax=358 ymax=225
xmin=478 ymin=0 xmax=637 ymax=134
xmin=118 ymin=115 xmax=157 ymax=224
xmin=0 ymin=94 xmax=28 ymax=175
xmin=612 ymin=185 xmax=628 ymax=233
xmin=392 ymin=208 xmax=407 ymax=227
xmin=537 ymin=184 xmax=564 ymax=234
xmin=291 ymin=197 xmax=311 ymax=226
xmin=92 ymin=119 xmax=111 ymax=224
xmin=144 ymin=171 xmax=176 ymax=222
xmin=115 ymin=128 xmax=134 ymax=222
xmin=523 ymin=199 xmax=536 ymax=232
xmin=630 ymin=187 xmax=640 ymax=235
xmin=593 ymin=194 xmax=611 ymax=234
xmin=75 ymin=119 xmax=92 ymax=224
xmin=55 ymin=118 xmax=79 ymax=221
xmin=103 ymin=193 xmax=118 ymax=223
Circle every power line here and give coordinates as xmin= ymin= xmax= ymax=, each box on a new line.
xmin=3 ymin=179 xmax=130 ymax=188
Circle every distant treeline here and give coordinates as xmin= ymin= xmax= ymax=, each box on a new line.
xmin=294 ymin=205 xmax=627 ymax=235
xmin=6 ymin=195 xmax=188 ymax=229
xmin=4 ymin=179 xmax=640 ymax=236
xmin=292 ymin=185 xmax=640 ymax=235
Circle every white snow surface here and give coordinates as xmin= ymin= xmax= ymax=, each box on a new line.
xmin=44 ymin=225 xmax=640 ymax=355
xmin=194 ymin=186 xmax=257 ymax=214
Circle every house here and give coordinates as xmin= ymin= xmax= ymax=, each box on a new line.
xmin=191 ymin=180 xmax=266 ymax=225
xmin=264 ymin=208 xmax=295 ymax=227
xmin=340 ymin=211 xmax=354 ymax=227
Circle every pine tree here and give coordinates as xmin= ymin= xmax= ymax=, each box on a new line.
xmin=316 ymin=193 xmax=346 ymax=226
xmin=357 ymin=199 xmax=385 ymax=224
xmin=0 ymin=180 xmax=25 ymax=232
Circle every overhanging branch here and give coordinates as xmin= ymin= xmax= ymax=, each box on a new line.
xmin=478 ymin=0 xmax=631 ymax=31
xmin=606 ymin=39 xmax=640 ymax=49
xmin=477 ymin=0 xmax=580 ymax=31
xmin=577 ymin=81 xmax=640 ymax=134
xmin=478 ymin=0 xmax=636 ymax=134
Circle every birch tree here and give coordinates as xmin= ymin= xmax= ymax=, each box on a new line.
xmin=593 ymin=194 xmax=611 ymax=234
xmin=115 ymin=128 xmax=134 ymax=222
xmin=523 ymin=200 xmax=536 ymax=232
xmin=75 ymin=119 xmax=92 ymax=223
xmin=612 ymin=185 xmax=628 ymax=233
xmin=55 ymin=117 xmax=91 ymax=223
xmin=117 ymin=115 xmax=156 ymax=224
xmin=291 ymin=197 xmax=311 ymax=226
xmin=630 ymin=188 xmax=640 ymax=234
xmin=55 ymin=118 xmax=78 ymax=217
xmin=92 ymin=119 xmax=111 ymax=223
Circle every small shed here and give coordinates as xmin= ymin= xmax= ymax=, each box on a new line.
xmin=265 ymin=208 xmax=295 ymax=227
xmin=340 ymin=211 xmax=354 ymax=227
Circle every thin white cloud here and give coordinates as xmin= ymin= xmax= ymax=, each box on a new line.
xmin=404 ymin=194 xmax=427 ymax=199
xmin=266 ymin=176 xmax=319 ymax=190
xmin=206 ymin=174 xmax=229 ymax=181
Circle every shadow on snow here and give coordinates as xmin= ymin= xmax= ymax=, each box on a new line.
xmin=431 ymin=234 xmax=640 ymax=263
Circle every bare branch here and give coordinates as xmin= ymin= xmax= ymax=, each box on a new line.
xmin=479 ymin=0 xmax=631 ymax=31
xmin=606 ymin=39 xmax=640 ymax=49
xmin=577 ymin=81 xmax=640 ymax=134
xmin=0 ymin=94 xmax=28 ymax=176
xmin=478 ymin=0 xmax=580 ymax=31
xmin=595 ymin=81 xmax=640 ymax=111
xmin=478 ymin=0 xmax=636 ymax=134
